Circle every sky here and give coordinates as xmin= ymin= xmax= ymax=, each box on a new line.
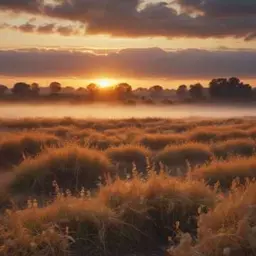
xmin=0 ymin=0 xmax=256 ymax=88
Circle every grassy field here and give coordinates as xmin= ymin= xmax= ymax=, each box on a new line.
xmin=0 ymin=117 xmax=256 ymax=255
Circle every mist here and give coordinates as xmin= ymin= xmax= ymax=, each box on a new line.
xmin=1 ymin=103 xmax=256 ymax=119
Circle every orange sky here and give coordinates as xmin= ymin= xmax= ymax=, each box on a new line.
xmin=1 ymin=1 xmax=256 ymax=88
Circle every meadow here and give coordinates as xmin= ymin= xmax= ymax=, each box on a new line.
xmin=0 ymin=117 xmax=256 ymax=255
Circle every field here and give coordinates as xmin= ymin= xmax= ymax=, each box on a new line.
xmin=0 ymin=117 xmax=256 ymax=256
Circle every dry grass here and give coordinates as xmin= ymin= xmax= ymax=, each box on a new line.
xmin=106 ymin=145 xmax=150 ymax=174
xmin=169 ymin=181 xmax=256 ymax=256
xmin=156 ymin=143 xmax=213 ymax=171
xmin=211 ymin=138 xmax=256 ymax=158
xmin=192 ymin=156 xmax=256 ymax=189
xmin=0 ymin=117 xmax=256 ymax=255
xmin=10 ymin=146 xmax=114 ymax=195
xmin=0 ymin=132 xmax=60 ymax=168
xmin=0 ymin=197 xmax=120 ymax=256
xmin=135 ymin=133 xmax=186 ymax=151
xmin=0 ymin=172 xmax=216 ymax=255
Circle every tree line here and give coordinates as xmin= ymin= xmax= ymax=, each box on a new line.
xmin=0 ymin=77 xmax=255 ymax=102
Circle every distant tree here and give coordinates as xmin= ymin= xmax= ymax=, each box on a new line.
xmin=150 ymin=85 xmax=163 ymax=93
xmin=0 ymin=85 xmax=8 ymax=96
xmin=115 ymin=83 xmax=132 ymax=99
xmin=209 ymin=77 xmax=252 ymax=100
xmin=87 ymin=83 xmax=99 ymax=100
xmin=12 ymin=82 xmax=31 ymax=96
xmin=189 ymin=83 xmax=204 ymax=100
xmin=31 ymin=83 xmax=40 ymax=95
xmin=176 ymin=85 xmax=188 ymax=100
xmin=49 ymin=82 xmax=61 ymax=95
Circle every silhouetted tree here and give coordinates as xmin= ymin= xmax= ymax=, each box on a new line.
xmin=12 ymin=82 xmax=31 ymax=96
xmin=49 ymin=82 xmax=61 ymax=95
xmin=87 ymin=83 xmax=99 ymax=100
xmin=176 ymin=85 xmax=188 ymax=100
xmin=209 ymin=77 xmax=252 ymax=100
xmin=189 ymin=83 xmax=204 ymax=100
xmin=150 ymin=85 xmax=163 ymax=93
xmin=31 ymin=83 xmax=40 ymax=95
xmin=0 ymin=85 xmax=8 ymax=96
xmin=115 ymin=83 xmax=132 ymax=99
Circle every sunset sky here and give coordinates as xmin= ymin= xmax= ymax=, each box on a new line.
xmin=0 ymin=0 xmax=256 ymax=88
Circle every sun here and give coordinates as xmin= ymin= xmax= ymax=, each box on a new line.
xmin=97 ymin=79 xmax=113 ymax=88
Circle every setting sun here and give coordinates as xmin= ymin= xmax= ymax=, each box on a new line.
xmin=97 ymin=79 xmax=115 ymax=88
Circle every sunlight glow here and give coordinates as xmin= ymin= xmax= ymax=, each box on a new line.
xmin=97 ymin=79 xmax=116 ymax=88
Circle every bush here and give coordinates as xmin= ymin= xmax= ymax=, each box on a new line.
xmin=212 ymin=138 xmax=256 ymax=158
xmin=99 ymin=172 xmax=216 ymax=246
xmin=136 ymin=134 xmax=185 ymax=151
xmin=0 ymin=198 xmax=121 ymax=256
xmin=10 ymin=146 xmax=114 ymax=195
xmin=106 ymin=145 xmax=150 ymax=174
xmin=187 ymin=128 xmax=218 ymax=142
xmin=192 ymin=156 xmax=256 ymax=189
xmin=0 ymin=132 xmax=60 ymax=168
xmin=85 ymin=134 xmax=122 ymax=150
xmin=190 ymin=181 xmax=256 ymax=256
xmin=156 ymin=143 xmax=213 ymax=171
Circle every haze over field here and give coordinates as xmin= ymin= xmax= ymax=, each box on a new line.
xmin=1 ymin=103 xmax=256 ymax=119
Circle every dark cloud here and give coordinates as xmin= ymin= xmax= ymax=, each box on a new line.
xmin=0 ymin=0 xmax=256 ymax=40
xmin=176 ymin=0 xmax=256 ymax=17
xmin=1 ymin=22 xmax=82 ymax=36
xmin=0 ymin=0 xmax=42 ymax=13
xmin=0 ymin=48 xmax=256 ymax=80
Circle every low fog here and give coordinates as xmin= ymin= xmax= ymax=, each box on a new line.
xmin=0 ymin=103 xmax=256 ymax=119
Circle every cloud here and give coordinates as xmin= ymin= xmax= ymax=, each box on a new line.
xmin=176 ymin=0 xmax=256 ymax=17
xmin=0 ymin=0 xmax=42 ymax=13
xmin=0 ymin=0 xmax=256 ymax=40
xmin=1 ymin=22 xmax=83 ymax=36
xmin=0 ymin=47 xmax=256 ymax=80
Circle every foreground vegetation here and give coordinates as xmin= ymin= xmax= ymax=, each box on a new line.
xmin=0 ymin=117 xmax=256 ymax=255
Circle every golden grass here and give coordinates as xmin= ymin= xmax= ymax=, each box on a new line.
xmin=0 ymin=132 xmax=60 ymax=168
xmin=211 ymin=138 xmax=256 ymax=158
xmin=156 ymin=142 xmax=213 ymax=171
xmin=135 ymin=133 xmax=186 ymax=151
xmin=10 ymin=146 xmax=114 ymax=195
xmin=0 ymin=117 xmax=256 ymax=255
xmin=0 ymin=172 xmax=216 ymax=255
xmin=192 ymin=156 xmax=256 ymax=189
xmin=106 ymin=145 xmax=150 ymax=174
xmin=169 ymin=181 xmax=256 ymax=256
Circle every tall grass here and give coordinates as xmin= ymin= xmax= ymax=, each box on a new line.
xmin=135 ymin=134 xmax=186 ymax=150
xmin=0 ymin=132 xmax=60 ymax=168
xmin=106 ymin=145 xmax=150 ymax=174
xmin=211 ymin=138 xmax=256 ymax=158
xmin=10 ymin=146 xmax=114 ymax=195
xmin=192 ymin=156 xmax=256 ymax=189
xmin=169 ymin=181 xmax=256 ymax=256
xmin=156 ymin=142 xmax=213 ymax=172
xmin=0 ymin=172 xmax=216 ymax=255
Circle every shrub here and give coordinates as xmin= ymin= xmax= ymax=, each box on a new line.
xmin=156 ymin=143 xmax=213 ymax=171
xmin=99 ymin=172 xmax=216 ymax=245
xmin=187 ymin=128 xmax=218 ymax=143
xmin=195 ymin=181 xmax=256 ymax=256
xmin=106 ymin=145 xmax=150 ymax=174
xmin=217 ymin=129 xmax=249 ymax=141
xmin=0 ymin=198 xmax=121 ymax=256
xmin=10 ymin=146 xmax=114 ymax=195
xmin=192 ymin=156 xmax=256 ymax=189
xmin=136 ymin=134 xmax=185 ymax=151
xmin=85 ymin=134 xmax=122 ymax=150
xmin=212 ymin=138 xmax=256 ymax=158
xmin=0 ymin=132 xmax=60 ymax=168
